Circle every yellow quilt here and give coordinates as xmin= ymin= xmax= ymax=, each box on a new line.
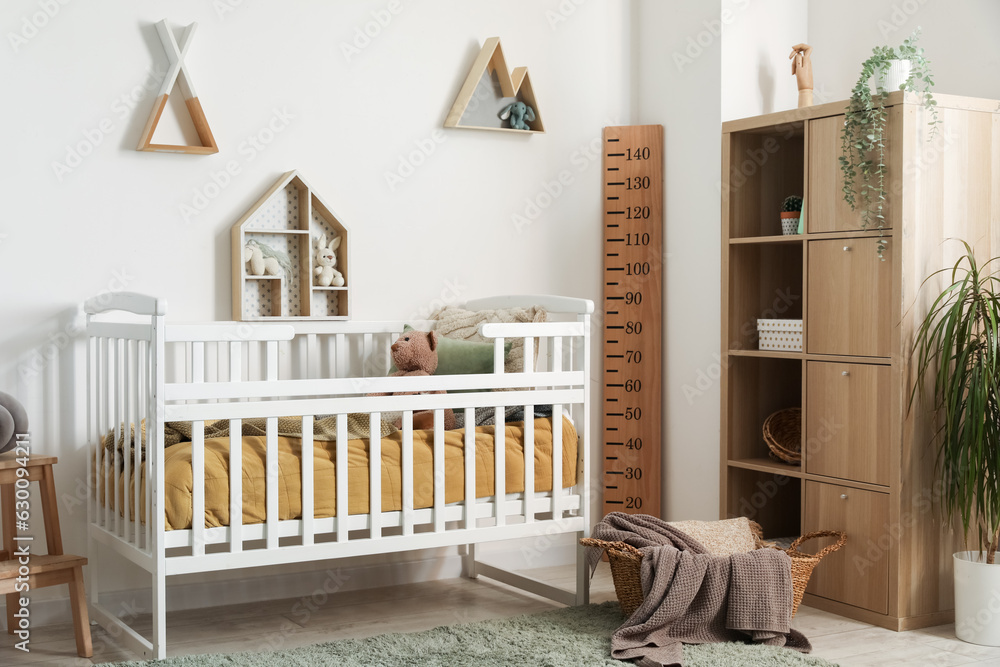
xmin=100 ymin=417 xmax=578 ymax=530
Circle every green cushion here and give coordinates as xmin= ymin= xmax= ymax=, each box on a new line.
xmin=391 ymin=325 xmax=512 ymax=375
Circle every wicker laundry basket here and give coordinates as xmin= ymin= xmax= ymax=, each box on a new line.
xmin=581 ymin=527 xmax=846 ymax=619
xmin=763 ymin=407 xmax=802 ymax=464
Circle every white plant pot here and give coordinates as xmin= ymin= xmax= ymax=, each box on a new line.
xmin=954 ymin=551 xmax=1000 ymax=645
xmin=870 ymin=59 xmax=912 ymax=94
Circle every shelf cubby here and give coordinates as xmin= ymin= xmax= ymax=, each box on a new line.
xmin=727 ymin=243 xmax=803 ymax=351
xmin=725 ymin=122 xmax=804 ymax=239
xmin=725 ymin=355 xmax=802 ymax=463
xmin=725 ymin=468 xmax=801 ymax=539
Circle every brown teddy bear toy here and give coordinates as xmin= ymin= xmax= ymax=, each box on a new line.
xmin=370 ymin=330 xmax=456 ymax=431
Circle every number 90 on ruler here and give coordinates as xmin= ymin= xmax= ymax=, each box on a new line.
xmin=602 ymin=125 xmax=662 ymax=520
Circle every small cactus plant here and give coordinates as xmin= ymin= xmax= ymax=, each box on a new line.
xmin=781 ymin=195 xmax=803 ymax=213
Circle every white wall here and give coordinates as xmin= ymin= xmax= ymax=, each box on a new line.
xmin=807 ymin=0 xmax=1000 ymax=103
xmin=634 ymin=0 xmax=722 ymax=522
xmin=1 ymin=0 xmax=632 ymax=622
xmin=721 ymin=0 xmax=808 ymax=121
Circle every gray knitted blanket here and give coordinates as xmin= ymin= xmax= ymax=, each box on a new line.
xmin=590 ymin=512 xmax=811 ymax=667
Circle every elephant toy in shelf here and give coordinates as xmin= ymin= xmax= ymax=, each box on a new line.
xmin=498 ymin=101 xmax=536 ymax=130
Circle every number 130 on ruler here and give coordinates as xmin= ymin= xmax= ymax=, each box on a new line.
xmin=602 ymin=125 xmax=662 ymax=519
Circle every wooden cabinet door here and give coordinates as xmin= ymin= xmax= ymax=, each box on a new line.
xmin=804 ymin=481 xmax=889 ymax=614
xmin=807 ymin=238 xmax=893 ymax=357
xmin=807 ymin=115 xmax=893 ymax=233
xmin=806 ymin=362 xmax=891 ymax=486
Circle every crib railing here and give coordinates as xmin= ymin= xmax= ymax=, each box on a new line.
xmin=87 ymin=294 xmax=591 ymax=575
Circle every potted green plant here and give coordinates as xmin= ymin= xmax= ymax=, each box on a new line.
xmin=911 ymin=242 xmax=1000 ymax=645
xmin=840 ymin=28 xmax=939 ymax=259
xmin=780 ymin=195 xmax=803 ymax=236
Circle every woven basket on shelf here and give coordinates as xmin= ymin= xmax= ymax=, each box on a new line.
xmin=581 ymin=525 xmax=845 ymax=619
xmin=785 ymin=530 xmax=847 ymax=615
xmin=763 ymin=407 xmax=802 ymax=464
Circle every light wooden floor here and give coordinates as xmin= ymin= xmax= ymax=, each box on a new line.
xmin=2 ymin=562 xmax=999 ymax=666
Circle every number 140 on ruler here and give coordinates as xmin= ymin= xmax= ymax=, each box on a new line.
xmin=602 ymin=125 xmax=662 ymax=519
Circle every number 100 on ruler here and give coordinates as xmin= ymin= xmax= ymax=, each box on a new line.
xmin=602 ymin=125 xmax=662 ymax=519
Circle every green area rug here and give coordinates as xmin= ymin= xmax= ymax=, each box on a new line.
xmin=109 ymin=602 xmax=837 ymax=666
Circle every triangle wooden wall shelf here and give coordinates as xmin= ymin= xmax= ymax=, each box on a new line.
xmin=445 ymin=37 xmax=544 ymax=134
xmin=137 ymin=20 xmax=219 ymax=155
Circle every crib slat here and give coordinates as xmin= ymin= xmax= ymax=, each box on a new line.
xmin=336 ymin=414 xmax=348 ymax=542
xmin=87 ymin=335 xmax=94 ymax=539
xmin=401 ymin=411 xmax=414 ymax=536
xmin=306 ymin=334 xmax=318 ymax=380
xmin=336 ymin=334 xmax=347 ymax=379
xmin=494 ymin=406 xmax=505 ymax=527
xmin=369 ymin=412 xmax=381 ymax=539
xmin=301 ymin=415 xmax=314 ymax=546
xmin=523 ymin=337 xmax=533 ymax=372
xmin=266 ymin=416 xmax=279 ymax=550
xmin=493 ymin=338 xmax=505 ymax=374
xmin=552 ymin=403 xmax=563 ymax=519
xmin=88 ymin=338 xmax=108 ymax=532
xmin=123 ymin=341 xmax=132 ymax=537
xmin=192 ymin=420 xmax=205 ymax=556
xmin=433 ymin=410 xmax=445 ymax=534
xmin=229 ymin=419 xmax=242 ymax=553
xmin=135 ymin=341 xmax=143 ymax=547
xmin=266 ymin=340 xmax=278 ymax=381
xmin=552 ymin=337 xmax=563 ymax=373
xmin=111 ymin=338 xmax=120 ymax=535
xmin=192 ymin=342 xmax=204 ymax=384
xmin=144 ymin=340 xmax=153 ymax=552
xmin=463 ymin=408 xmax=475 ymax=531
xmin=524 ymin=406 xmax=534 ymax=523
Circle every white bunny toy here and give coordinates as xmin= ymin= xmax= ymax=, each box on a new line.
xmin=313 ymin=234 xmax=344 ymax=287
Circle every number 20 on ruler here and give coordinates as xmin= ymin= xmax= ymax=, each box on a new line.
xmin=602 ymin=125 xmax=662 ymax=519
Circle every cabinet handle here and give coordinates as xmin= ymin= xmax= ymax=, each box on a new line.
xmin=840 ymin=494 xmax=848 ymax=500
xmin=843 ymin=246 xmax=852 ymax=252
xmin=842 ymin=371 xmax=850 ymax=377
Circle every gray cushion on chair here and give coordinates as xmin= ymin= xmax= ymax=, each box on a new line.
xmin=0 ymin=391 xmax=28 ymax=454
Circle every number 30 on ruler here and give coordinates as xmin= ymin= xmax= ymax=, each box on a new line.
xmin=602 ymin=125 xmax=662 ymax=519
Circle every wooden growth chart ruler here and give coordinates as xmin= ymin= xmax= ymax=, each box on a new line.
xmin=602 ymin=124 xmax=663 ymax=519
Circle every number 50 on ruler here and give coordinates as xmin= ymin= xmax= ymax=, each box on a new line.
xmin=602 ymin=125 xmax=662 ymax=519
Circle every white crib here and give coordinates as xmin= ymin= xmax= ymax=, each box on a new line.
xmin=84 ymin=293 xmax=593 ymax=659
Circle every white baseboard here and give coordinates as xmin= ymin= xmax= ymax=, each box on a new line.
xmin=2 ymin=535 xmax=578 ymax=631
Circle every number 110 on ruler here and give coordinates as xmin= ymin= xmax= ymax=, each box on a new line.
xmin=602 ymin=125 xmax=662 ymax=519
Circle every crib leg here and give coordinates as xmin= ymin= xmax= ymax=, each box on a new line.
xmin=463 ymin=543 xmax=478 ymax=579
xmin=88 ymin=532 xmax=99 ymax=622
xmin=151 ymin=570 xmax=166 ymax=660
xmin=575 ymin=534 xmax=590 ymax=606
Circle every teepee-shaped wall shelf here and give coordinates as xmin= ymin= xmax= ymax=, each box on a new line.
xmin=137 ymin=20 xmax=219 ymax=154
xmin=231 ymin=171 xmax=350 ymax=321
xmin=445 ymin=37 xmax=545 ymax=134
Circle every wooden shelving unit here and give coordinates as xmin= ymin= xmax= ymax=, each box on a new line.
xmin=231 ymin=171 xmax=350 ymax=321
xmin=721 ymin=92 xmax=1000 ymax=631
xmin=445 ymin=37 xmax=544 ymax=134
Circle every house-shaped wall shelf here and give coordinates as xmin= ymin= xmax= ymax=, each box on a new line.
xmin=445 ymin=37 xmax=545 ymax=134
xmin=231 ymin=171 xmax=350 ymax=321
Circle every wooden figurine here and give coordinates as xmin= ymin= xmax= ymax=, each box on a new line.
xmin=789 ymin=43 xmax=814 ymax=108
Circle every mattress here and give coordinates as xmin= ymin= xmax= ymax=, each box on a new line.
xmin=99 ymin=417 xmax=578 ymax=531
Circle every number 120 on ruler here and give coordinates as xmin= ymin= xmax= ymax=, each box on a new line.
xmin=602 ymin=125 xmax=662 ymax=519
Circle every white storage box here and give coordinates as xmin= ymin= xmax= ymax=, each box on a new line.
xmin=757 ymin=319 xmax=803 ymax=351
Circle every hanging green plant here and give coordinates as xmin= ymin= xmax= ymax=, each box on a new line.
xmin=839 ymin=28 xmax=939 ymax=260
